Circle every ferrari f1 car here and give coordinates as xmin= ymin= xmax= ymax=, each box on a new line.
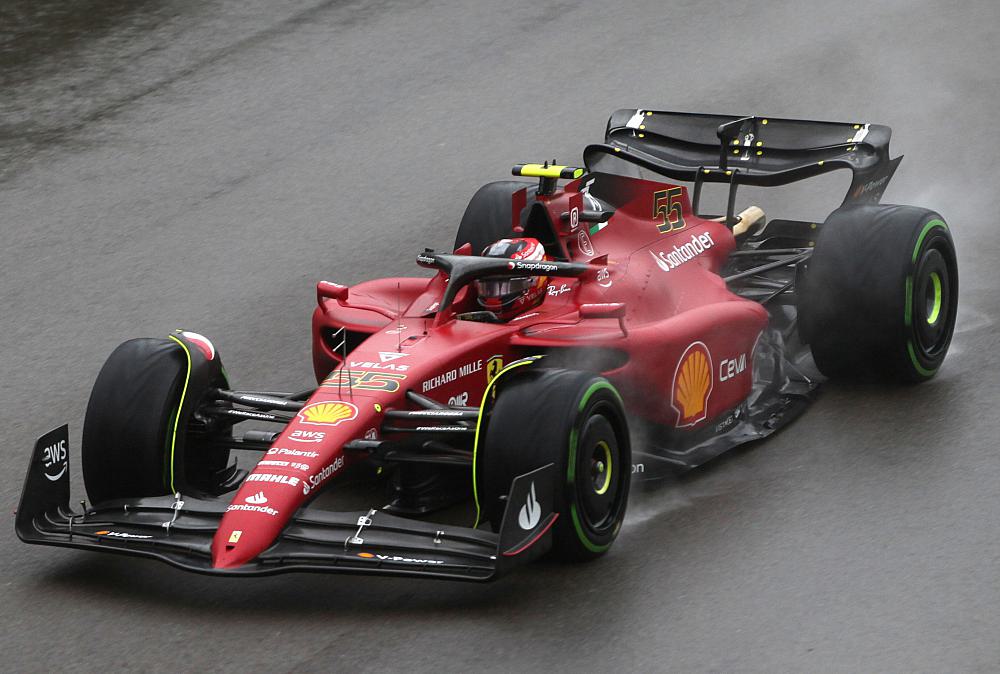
xmin=17 ymin=110 xmax=958 ymax=581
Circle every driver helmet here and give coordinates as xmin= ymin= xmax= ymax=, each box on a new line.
xmin=475 ymin=238 xmax=548 ymax=320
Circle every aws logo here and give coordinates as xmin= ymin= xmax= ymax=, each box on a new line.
xmin=670 ymin=342 xmax=713 ymax=428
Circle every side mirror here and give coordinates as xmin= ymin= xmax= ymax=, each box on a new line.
xmin=579 ymin=302 xmax=625 ymax=319
xmin=579 ymin=302 xmax=627 ymax=336
xmin=317 ymin=281 xmax=349 ymax=306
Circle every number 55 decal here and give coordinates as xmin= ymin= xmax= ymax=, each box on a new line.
xmin=322 ymin=370 xmax=407 ymax=392
xmin=653 ymin=187 xmax=685 ymax=234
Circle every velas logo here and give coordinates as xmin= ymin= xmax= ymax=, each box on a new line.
xmin=671 ymin=342 xmax=714 ymax=428
xmin=349 ymin=359 xmax=409 ymax=371
xmin=378 ymin=351 xmax=409 ymax=362
xmin=297 ymin=401 xmax=358 ymax=427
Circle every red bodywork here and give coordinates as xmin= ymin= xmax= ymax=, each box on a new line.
xmin=211 ymin=175 xmax=767 ymax=569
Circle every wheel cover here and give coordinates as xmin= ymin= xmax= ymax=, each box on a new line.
xmin=911 ymin=246 xmax=951 ymax=357
xmin=591 ymin=441 xmax=613 ymax=496
xmin=575 ymin=409 xmax=625 ymax=533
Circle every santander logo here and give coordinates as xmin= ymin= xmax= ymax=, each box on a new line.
xmin=245 ymin=492 xmax=268 ymax=505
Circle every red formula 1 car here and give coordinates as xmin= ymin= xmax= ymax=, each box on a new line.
xmin=17 ymin=110 xmax=958 ymax=581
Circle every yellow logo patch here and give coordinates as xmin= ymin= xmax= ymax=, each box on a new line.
xmin=486 ymin=356 xmax=504 ymax=384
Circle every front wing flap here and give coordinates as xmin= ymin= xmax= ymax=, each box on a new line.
xmin=16 ymin=426 xmax=556 ymax=582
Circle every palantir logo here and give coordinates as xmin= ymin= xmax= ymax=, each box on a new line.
xmin=518 ymin=482 xmax=541 ymax=530
xmin=245 ymin=492 xmax=268 ymax=505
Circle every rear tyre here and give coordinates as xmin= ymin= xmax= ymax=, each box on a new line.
xmin=799 ymin=205 xmax=958 ymax=383
xmin=476 ymin=368 xmax=630 ymax=561
xmin=82 ymin=337 xmax=232 ymax=503
xmin=454 ymin=181 xmax=534 ymax=255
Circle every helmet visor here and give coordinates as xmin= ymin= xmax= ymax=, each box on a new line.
xmin=476 ymin=276 xmax=534 ymax=306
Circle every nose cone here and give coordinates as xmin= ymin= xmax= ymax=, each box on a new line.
xmin=211 ymin=476 xmax=304 ymax=569
xmin=210 ymin=373 xmax=386 ymax=569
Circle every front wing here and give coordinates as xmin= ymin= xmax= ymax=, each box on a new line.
xmin=16 ymin=427 xmax=557 ymax=582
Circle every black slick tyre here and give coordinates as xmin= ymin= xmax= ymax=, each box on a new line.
xmin=799 ymin=205 xmax=958 ymax=383
xmin=476 ymin=368 xmax=630 ymax=561
xmin=454 ymin=181 xmax=534 ymax=255
xmin=82 ymin=337 xmax=230 ymax=503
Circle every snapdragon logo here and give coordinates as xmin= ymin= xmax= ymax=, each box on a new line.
xmin=650 ymin=232 xmax=715 ymax=272
xmin=508 ymin=260 xmax=558 ymax=273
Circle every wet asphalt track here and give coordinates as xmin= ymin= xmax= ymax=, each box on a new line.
xmin=3 ymin=1 xmax=1000 ymax=671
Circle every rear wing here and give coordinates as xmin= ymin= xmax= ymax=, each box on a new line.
xmin=584 ymin=109 xmax=902 ymax=223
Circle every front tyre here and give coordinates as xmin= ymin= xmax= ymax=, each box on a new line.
xmin=476 ymin=368 xmax=631 ymax=561
xmin=799 ymin=205 xmax=958 ymax=383
xmin=82 ymin=335 xmax=233 ymax=503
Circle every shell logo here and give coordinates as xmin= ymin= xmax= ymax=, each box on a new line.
xmin=670 ymin=342 xmax=713 ymax=428
xmin=297 ymin=401 xmax=359 ymax=427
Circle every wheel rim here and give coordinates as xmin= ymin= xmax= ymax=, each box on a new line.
xmin=912 ymin=246 xmax=951 ymax=357
xmin=591 ymin=441 xmax=613 ymax=495
xmin=576 ymin=410 xmax=626 ymax=532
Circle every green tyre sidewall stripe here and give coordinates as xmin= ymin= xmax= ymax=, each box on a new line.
xmin=905 ymin=218 xmax=949 ymax=379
